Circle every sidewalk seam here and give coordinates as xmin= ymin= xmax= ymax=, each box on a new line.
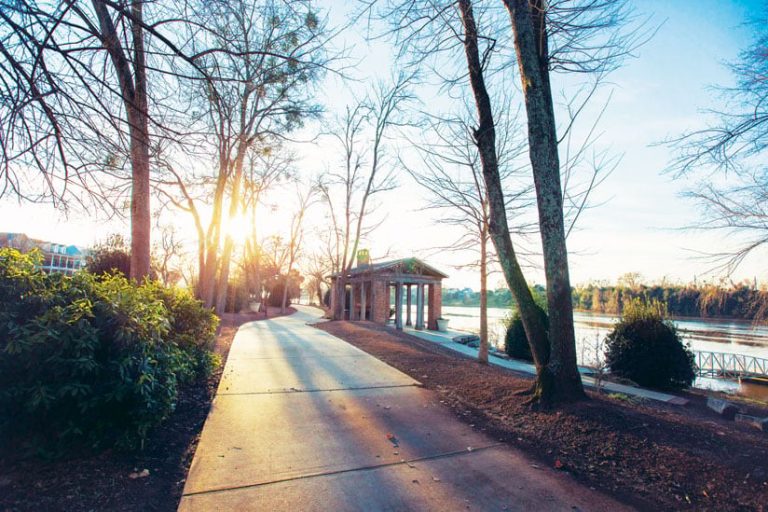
xmin=216 ymin=383 xmax=424 ymax=396
xmin=181 ymin=443 xmax=503 ymax=498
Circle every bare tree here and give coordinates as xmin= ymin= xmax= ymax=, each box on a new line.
xmin=455 ymin=0 xmax=553 ymax=395
xmin=499 ymin=0 xmax=647 ymax=403
xmin=402 ymin=103 xmax=534 ymax=364
xmin=668 ymin=7 xmax=768 ymax=274
xmin=241 ymin=147 xmax=295 ymax=310
xmin=153 ymin=223 xmax=185 ymax=286
xmin=319 ymin=73 xmax=414 ymax=319
xmin=194 ymin=0 xmax=327 ymax=313
xmin=279 ymin=184 xmax=317 ymax=313
xmin=0 ymin=0 xmax=333 ymax=285
xmin=378 ymin=0 xmax=644 ymax=404
xmin=502 ymin=0 xmax=585 ymax=402
xmin=303 ymin=252 xmax=333 ymax=306
xmin=148 ymin=0 xmax=329 ymax=312
xmin=0 ymin=0 xmax=163 ymax=279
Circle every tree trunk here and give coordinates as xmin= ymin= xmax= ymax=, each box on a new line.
xmin=197 ymin=234 xmax=206 ymax=290
xmin=458 ymin=0 xmax=550 ymax=375
xmin=504 ymin=0 xmax=585 ymax=404
xmin=91 ymin=0 xmax=151 ymax=280
xmin=281 ymin=284 xmax=289 ymax=313
xmin=214 ymin=149 xmax=247 ymax=314
xmin=199 ymin=242 xmax=219 ymax=308
xmin=478 ymin=228 xmax=489 ymax=364
xmin=215 ymin=237 xmax=234 ymax=313
xmin=198 ymin=165 xmax=228 ymax=308
xmin=281 ymin=268 xmax=291 ymax=314
xmin=127 ymin=1 xmax=150 ymax=281
xmin=127 ymin=106 xmax=151 ymax=281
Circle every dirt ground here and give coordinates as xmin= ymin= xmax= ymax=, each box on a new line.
xmin=317 ymin=320 xmax=768 ymax=512
xmin=0 ymin=306 xmax=294 ymax=512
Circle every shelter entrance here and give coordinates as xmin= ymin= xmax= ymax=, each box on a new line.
xmin=330 ymin=258 xmax=447 ymax=331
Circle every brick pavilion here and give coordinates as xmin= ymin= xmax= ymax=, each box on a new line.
xmin=329 ymin=257 xmax=447 ymax=330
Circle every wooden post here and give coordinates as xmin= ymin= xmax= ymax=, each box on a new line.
xmin=350 ymin=283 xmax=357 ymax=321
xmin=395 ymin=282 xmax=403 ymax=330
xmin=415 ymin=284 xmax=424 ymax=330
xmin=406 ymin=284 xmax=412 ymax=326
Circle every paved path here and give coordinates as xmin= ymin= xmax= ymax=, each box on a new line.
xmin=179 ymin=306 xmax=631 ymax=511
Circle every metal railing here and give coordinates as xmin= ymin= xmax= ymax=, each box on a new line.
xmin=693 ymin=350 xmax=768 ymax=379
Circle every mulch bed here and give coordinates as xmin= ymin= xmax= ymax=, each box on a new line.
xmin=0 ymin=306 xmax=294 ymax=512
xmin=317 ymin=320 xmax=768 ymax=512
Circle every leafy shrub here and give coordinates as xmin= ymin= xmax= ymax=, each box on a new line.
xmin=504 ymin=305 xmax=548 ymax=362
xmin=0 ymin=248 xmax=219 ymax=453
xmin=268 ymin=275 xmax=300 ymax=307
xmin=224 ymin=280 xmax=250 ymax=313
xmin=146 ymin=282 xmax=220 ymax=380
xmin=86 ymin=234 xmax=131 ymax=277
xmin=604 ymin=298 xmax=696 ymax=390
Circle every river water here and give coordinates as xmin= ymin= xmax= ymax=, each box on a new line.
xmin=439 ymin=305 xmax=768 ymax=400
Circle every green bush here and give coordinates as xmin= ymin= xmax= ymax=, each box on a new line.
xmin=146 ymin=282 xmax=220 ymax=380
xmin=224 ymin=280 xmax=250 ymax=313
xmin=268 ymin=275 xmax=298 ymax=307
xmin=604 ymin=298 xmax=696 ymax=390
xmin=86 ymin=234 xmax=131 ymax=277
xmin=0 ymin=248 xmax=219 ymax=453
xmin=504 ymin=305 xmax=548 ymax=362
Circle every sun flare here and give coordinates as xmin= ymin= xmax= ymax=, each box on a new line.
xmin=223 ymin=214 xmax=252 ymax=244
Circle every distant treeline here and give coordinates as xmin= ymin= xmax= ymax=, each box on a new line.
xmin=442 ymin=285 xmax=545 ymax=309
xmin=444 ymin=282 xmax=768 ymax=322
xmin=572 ymin=283 xmax=768 ymax=322
xmin=442 ymin=287 xmax=515 ymax=308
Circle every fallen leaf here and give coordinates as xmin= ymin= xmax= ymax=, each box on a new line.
xmin=129 ymin=469 xmax=150 ymax=480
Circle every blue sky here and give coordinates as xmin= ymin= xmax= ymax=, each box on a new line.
xmin=0 ymin=0 xmax=764 ymax=290
xmin=356 ymin=0 xmax=768 ymax=288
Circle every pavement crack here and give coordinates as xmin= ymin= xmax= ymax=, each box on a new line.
xmin=182 ymin=443 xmax=503 ymax=498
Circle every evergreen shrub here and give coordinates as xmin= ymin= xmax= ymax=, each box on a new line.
xmin=504 ymin=304 xmax=548 ymax=362
xmin=0 ymin=248 xmax=218 ymax=453
xmin=604 ymin=298 xmax=696 ymax=390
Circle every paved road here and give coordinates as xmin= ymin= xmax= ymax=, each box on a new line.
xmin=178 ymin=306 xmax=631 ymax=511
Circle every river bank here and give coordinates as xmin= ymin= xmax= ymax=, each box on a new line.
xmin=438 ymin=305 xmax=768 ymax=401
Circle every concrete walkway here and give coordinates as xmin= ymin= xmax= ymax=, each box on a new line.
xmin=403 ymin=325 xmax=688 ymax=405
xmin=179 ymin=306 xmax=632 ymax=511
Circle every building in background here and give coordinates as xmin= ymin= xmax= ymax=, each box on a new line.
xmin=0 ymin=232 xmax=89 ymax=275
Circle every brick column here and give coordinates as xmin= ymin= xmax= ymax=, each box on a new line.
xmin=371 ymin=280 xmax=389 ymax=323
xmin=427 ymin=282 xmax=442 ymax=330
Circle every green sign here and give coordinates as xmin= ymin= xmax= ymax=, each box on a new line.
xmin=357 ymin=249 xmax=370 ymax=266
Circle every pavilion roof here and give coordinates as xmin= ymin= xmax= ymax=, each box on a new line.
xmin=331 ymin=257 xmax=448 ymax=280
